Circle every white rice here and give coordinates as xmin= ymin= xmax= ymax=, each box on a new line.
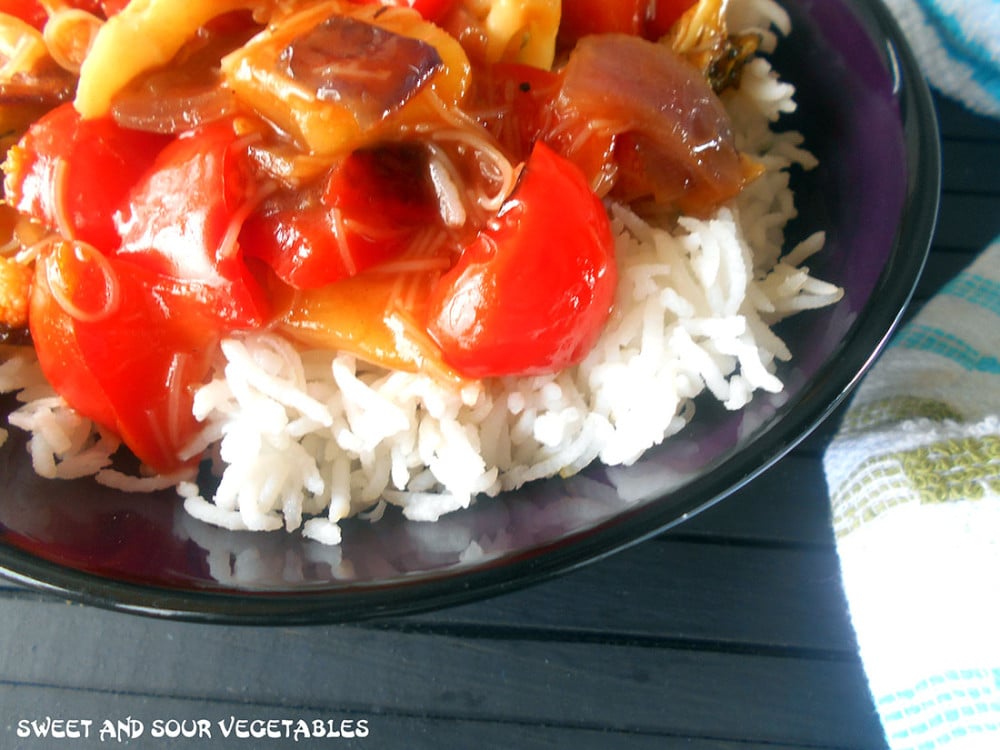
xmin=0 ymin=0 xmax=844 ymax=544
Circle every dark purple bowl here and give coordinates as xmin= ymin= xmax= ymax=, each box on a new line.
xmin=0 ymin=0 xmax=939 ymax=623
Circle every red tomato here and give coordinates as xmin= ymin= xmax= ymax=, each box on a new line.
xmin=0 ymin=0 xmax=47 ymax=28
xmin=30 ymin=241 xmax=220 ymax=472
xmin=241 ymin=144 xmax=439 ymax=290
xmin=473 ymin=63 xmax=615 ymax=191
xmin=28 ymin=244 xmax=117 ymax=430
xmin=560 ymin=0 xmax=645 ymax=40
xmin=387 ymin=0 xmax=457 ymax=20
xmin=114 ymin=118 xmax=269 ymax=327
xmin=5 ymin=103 xmax=169 ymax=252
xmin=348 ymin=0 xmax=457 ymax=22
xmin=65 ymin=0 xmax=132 ymax=17
xmin=426 ymin=142 xmax=616 ymax=378
xmin=62 ymin=0 xmax=106 ymax=16
xmin=647 ymin=0 xmax=699 ymax=38
xmin=99 ymin=0 xmax=130 ymax=15
xmin=559 ymin=0 xmax=696 ymax=44
xmin=0 ymin=0 xmax=128 ymax=26
xmin=474 ymin=63 xmax=564 ymax=163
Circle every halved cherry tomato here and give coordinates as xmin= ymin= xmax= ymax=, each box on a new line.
xmin=113 ymin=118 xmax=269 ymax=327
xmin=427 ymin=141 xmax=616 ymax=378
xmin=4 ymin=103 xmax=169 ymax=252
xmin=30 ymin=241 xmax=220 ymax=472
xmin=240 ymin=144 xmax=440 ymax=290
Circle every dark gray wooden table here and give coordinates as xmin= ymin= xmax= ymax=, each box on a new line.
xmin=0 ymin=93 xmax=996 ymax=750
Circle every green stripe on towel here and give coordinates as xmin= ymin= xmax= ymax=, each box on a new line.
xmin=832 ymin=435 xmax=1000 ymax=536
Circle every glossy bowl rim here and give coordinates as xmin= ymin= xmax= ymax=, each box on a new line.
xmin=0 ymin=0 xmax=942 ymax=624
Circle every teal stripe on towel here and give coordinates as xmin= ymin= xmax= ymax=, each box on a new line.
xmin=875 ymin=669 xmax=1000 ymax=749
xmin=914 ymin=0 xmax=1000 ymax=102
xmin=942 ymin=273 xmax=1000 ymax=317
xmin=892 ymin=325 xmax=1000 ymax=373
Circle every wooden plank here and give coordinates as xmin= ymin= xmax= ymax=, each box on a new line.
xmin=0 ymin=684 xmax=840 ymax=750
xmin=678 ymin=454 xmax=835 ymax=546
xmin=0 ymin=599 xmax=884 ymax=748
xmin=409 ymin=537 xmax=854 ymax=652
xmin=913 ymin=250 xmax=979 ymax=302
xmin=935 ymin=95 xmax=1000 ymax=141
xmin=940 ymin=140 xmax=1000 ymax=194
xmin=932 ymin=193 xmax=1000 ymax=252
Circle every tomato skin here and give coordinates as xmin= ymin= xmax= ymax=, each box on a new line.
xmin=5 ymin=103 xmax=169 ymax=252
xmin=114 ymin=118 xmax=269 ymax=327
xmin=29 ymin=247 xmax=118 ymax=431
xmin=30 ymin=242 xmax=220 ymax=473
xmin=474 ymin=63 xmax=564 ymax=164
xmin=0 ymin=0 xmax=47 ymax=28
xmin=98 ymin=0 xmax=130 ymax=15
xmin=410 ymin=0 xmax=457 ymax=20
xmin=427 ymin=142 xmax=616 ymax=378
xmin=348 ymin=0 xmax=457 ymax=22
xmin=647 ymin=0 xmax=699 ymax=38
xmin=241 ymin=145 xmax=439 ymax=290
xmin=473 ymin=62 xmax=616 ymax=193
xmin=560 ymin=0 xmax=645 ymax=40
xmin=559 ymin=0 xmax=697 ymax=43
xmin=0 ymin=0 xmax=127 ymax=24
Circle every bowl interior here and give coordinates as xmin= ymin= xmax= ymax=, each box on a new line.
xmin=0 ymin=0 xmax=939 ymax=622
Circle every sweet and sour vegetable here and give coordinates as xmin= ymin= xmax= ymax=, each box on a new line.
xmin=0 ymin=0 xmax=762 ymax=472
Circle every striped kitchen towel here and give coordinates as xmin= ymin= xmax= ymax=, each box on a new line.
xmin=822 ymin=4 xmax=1000 ymax=746
xmin=882 ymin=0 xmax=1000 ymax=117
xmin=824 ymin=240 xmax=1000 ymax=748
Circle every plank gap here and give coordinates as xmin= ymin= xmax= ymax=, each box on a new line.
xmin=656 ymin=532 xmax=834 ymax=553
xmin=362 ymin=621 xmax=859 ymax=664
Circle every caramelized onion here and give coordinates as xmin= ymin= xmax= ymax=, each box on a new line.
xmin=111 ymin=79 xmax=239 ymax=134
xmin=105 ymin=10 xmax=260 ymax=133
xmin=0 ymin=75 xmax=75 ymax=155
xmin=556 ymin=34 xmax=752 ymax=214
